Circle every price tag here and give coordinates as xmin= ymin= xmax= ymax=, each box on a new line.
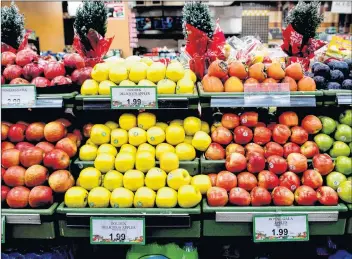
xmin=244 ymin=83 xmax=290 ymax=107
xmin=253 ymin=214 xmax=309 ymax=242
xmin=1 ymin=216 xmax=5 ymax=244
xmin=111 ymin=86 xmax=158 ymax=109
xmin=2 ymin=85 xmax=36 ymax=108
xmin=90 ymin=217 xmax=145 ymax=245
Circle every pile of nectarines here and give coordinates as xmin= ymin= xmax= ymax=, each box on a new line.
xmin=202 ymin=60 xmax=316 ymax=92
xmin=1 ymin=119 xmax=82 ymax=209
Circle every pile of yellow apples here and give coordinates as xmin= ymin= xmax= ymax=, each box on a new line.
xmin=80 ymin=56 xmax=197 ymax=96
xmin=64 ymin=112 xmax=213 ymax=209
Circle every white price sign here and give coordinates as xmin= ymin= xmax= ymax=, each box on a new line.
xmin=253 ymin=214 xmax=309 ymax=242
xmin=111 ymin=86 xmax=157 ymax=109
xmin=2 ymin=85 xmax=36 ymax=108
xmin=90 ymin=217 xmax=145 ymax=245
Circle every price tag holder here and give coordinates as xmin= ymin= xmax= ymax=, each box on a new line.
xmin=253 ymin=214 xmax=309 ymax=243
xmin=111 ymin=86 xmax=158 ymax=109
xmin=90 ymin=217 xmax=145 ymax=245
xmin=1 ymin=216 xmax=5 ymax=244
xmin=244 ymin=83 xmax=290 ymax=107
xmin=1 ymin=85 xmax=36 ymax=108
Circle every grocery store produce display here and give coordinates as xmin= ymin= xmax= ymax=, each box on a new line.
xmin=1 ymin=118 xmax=81 ymax=208
xmin=80 ymin=56 xmax=197 ymax=95
xmin=202 ymin=109 xmax=351 ymax=207
xmin=64 ymin=112 xmax=212 ymax=209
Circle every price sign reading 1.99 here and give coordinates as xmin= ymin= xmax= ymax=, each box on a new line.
xmin=90 ymin=217 xmax=145 ymax=245
xmin=111 ymin=86 xmax=158 ymax=109
xmin=253 ymin=214 xmax=309 ymax=242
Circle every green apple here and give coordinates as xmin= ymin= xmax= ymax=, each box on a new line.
xmin=337 ymin=180 xmax=352 ymax=203
xmin=335 ymin=156 xmax=352 ymax=175
xmin=314 ymin=133 xmax=334 ymax=152
xmin=330 ymin=141 xmax=351 ymax=158
xmin=326 ymin=172 xmax=347 ymax=190
xmin=320 ymin=116 xmax=337 ymax=134
xmin=347 ymin=176 xmax=352 ymax=181
xmin=339 ymin=109 xmax=352 ymax=126
xmin=334 ymin=124 xmax=352 ymax=142
xmin=335 ymin=120 xmax=340 ymax=126
xmin=350 ymin=142 xmax=352 ymax=151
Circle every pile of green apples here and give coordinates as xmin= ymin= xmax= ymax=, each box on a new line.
xmin=314 ymin=109 xmax=351 ymax=204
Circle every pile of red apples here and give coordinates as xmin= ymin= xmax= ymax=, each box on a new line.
xmin=1 ymin=49 xmax=92 ymax=87
xmin=205 ymin=111 xmax=339 ymax=207
xmin=1 ymin=119 xmax=82 ymax=209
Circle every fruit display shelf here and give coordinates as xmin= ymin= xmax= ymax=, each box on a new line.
xmin=74 ymin=87 xmax=199 ymax=110
xmin=322 ymin=90 xmax=352 ymax=106
xmin=56 ymin=202 xmax=201 ymax=238
xmin=202 ymin=199 xmax=348 ymax=237
xmin=1 ymin=203 xmax=58 ymax=240
xmin=197 ymin=82 xmax=324 ymax=108
xmin=347 ymin=204 xmax=352 ymax=234
xmin=73 ymin=158 xmax=200 ymax=176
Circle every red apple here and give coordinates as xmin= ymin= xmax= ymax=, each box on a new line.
xmin=301 ymin=115 xmax=322 ymax=134
xmin=253 ymin=126 xmax=272 ymax=145
xmin=216 ymin=171 xmax=237 ymax=191
xmin=245 ymin=143 xmax=265 ymax=157
xmin=229 ymin=187 xmax=251 ymax=206
xmin=1 ymin=123 xmax=9 ymax=140
xmin=300 ymin=141 xmax=320 ymax=158
xmin=294 ymin=185 xmax=317 ymax=205
xmin=3 ymin=165 xmax=26 ymax=187
xmin=67 ymin=133 xmax=80 ymax=148
xmin=2 ymin=121 xmax=12 ymax=127
xmin=287 ymin=153 xmax=308 ymax=173
xmin=43 ymin=149 xmax=70 ymax=170
xmin=1 ymin=148 xmax=20 ymax=168
xmin=290 ymin=126 xmax=309 ymax=145
xmin=221 ymin=113 xmax=240 ymax=129
xmin=272 ymin=186 xmax=294 ymax=206
xmin=226 ymin=143 xmax=245 ymax=157
xmin=312 ymin=154 xmax=334 ymax=176
xmin=316 ymin=186 xmax=338 ymax=206
xmin=279 ymin=171 xmax=301 ymax=192
xmin=207 ymin=187 xmax=228 ymax=206
xmin=234 ymin=126 xmax=253 ymax=145
xmin=72 ymin=129 xmax=83 ymax=147
xmin=55 ymin=118 xmax=72 ymax=127
xmin=283 ymin=142 xmax=301 ymax=158
xmin=302 ymin=170 xmax=323 ymax=189
xmin=1 ymin=167 xmax=6 ymax=179
xmin=272 ymin=124 xmax=291 ymax=144
xmin=240 ymin=112 xmax=258 ymax=127
xmin=1 ymin=185 xmax=10 ymax=202
xmin=6 ymin=186 xmax=30 ymax=208
xmin=36 ymin=141 xmax=55 ymax=154
xmin=225 ymin=153 xmax=247 ymax=173
xmin=7 ymin=123 xmax=26 ymax=142
xmin=83 ymin=123 xmax=94 ymax=138
xmin=1 ymin=141 xmax=15 ymax=151
xmin=208 ymin=174 xmax=217 ymax=186
xmin=256 ymin=122 xmax=266 ymax=127
xmin=24 ymin=165 xmax=48 ymax=187
xmin=29 ymin=186 xmax=53 ymax=208
xmin=48 ymin=170 xmax=75 ymax=193
xmin=19 ymin=147 xmax=44 ymax=168
xmin=44 ymin=121 xmax=67 ymax=143
xmin=237 ymin=172 xmax=257 ymax=191
xmin=25 ymin=122 xmax=45 ymax=142
xmin=247 ymin=152 xmax=265 ymax=173
xmin=267 ymin=155 xmax=287 ymax=175
xmin=250 ymin=187 xmax=271 ymax=206
xmin=278 ymin=111 xmax=299 ymax=127
xmin=16 ymin=121 xmax=29 ymax=128
xmin=205 ymin=143 xmax=225 ymax=160
xmin=264 ymin=142 xmax=284 ymax=158
xmin=15 ymin=141 xmax=35 ymax=152
xmin=258 ymin=170 xmax=279 ymax=190
xmin=212 ymin=126 xmax=232 ymax=145
xmin=267 ymin=122 xmax=277 ymax=131
xmin=55 ymin=137 xmax=77 ymax=158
